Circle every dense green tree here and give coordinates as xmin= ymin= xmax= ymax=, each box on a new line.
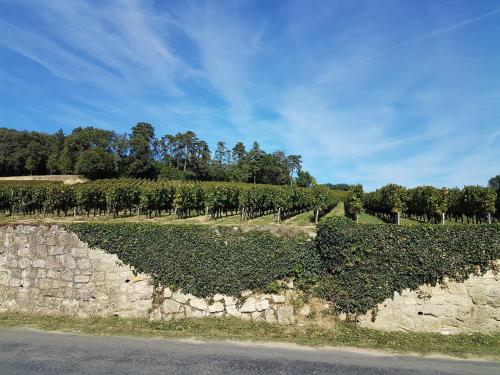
xmin=232 ymin=142 xmax=246 ymax=162
xmin=287 ymin=155 xmax=302 ymax=185
xmin=489 ymin=175 xmax=500 ymax=191
xmin=128 ymin=122 xmax=157 ymax=179
xmin=344 ymin=184 xmax=364 ymax=222
xmin=74 ymin=148 xmax=117 ymax=179
xmin=325 ymin=183 xmax=351 ymax=191
xmin=0 ymin=125 xmax=310 ymax=184
xmin=295 ymin=170 xmax=316 ymax=188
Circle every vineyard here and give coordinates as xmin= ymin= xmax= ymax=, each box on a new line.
xmin=0 ymin=179 xmax=344 ymax=223
xmin=363 ymin=183 xmax=498 ymax=224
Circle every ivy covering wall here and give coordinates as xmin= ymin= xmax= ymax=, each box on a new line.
xmin=315 ymin=217 xmax=500 ymax=314
xmin=69 ymin=219 xmax=500 ymax=315
xmin=69 ymin=223 xmax=320 ymax=298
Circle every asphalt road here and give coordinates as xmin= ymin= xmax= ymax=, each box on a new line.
xmin=0 ymin=328 xmax=498 ymax=374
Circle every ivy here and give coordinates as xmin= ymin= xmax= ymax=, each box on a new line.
xmin=68 ymin=223 xmax=321 ymax=298
xmin=316 ymin=217 xmax=500 ymax=314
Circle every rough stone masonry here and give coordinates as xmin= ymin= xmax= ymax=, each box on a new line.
xmin=0 ymin=225 xmax=499 ymax=333
xmin=0 ymin=225 xmax=295 ymax=323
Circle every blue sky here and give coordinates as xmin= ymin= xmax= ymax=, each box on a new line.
xmin=0 ymin=0 xmax=499 ymax=190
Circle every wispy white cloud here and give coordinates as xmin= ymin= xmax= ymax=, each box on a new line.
xmin=0 ymin=0 xmax=194 ymax=95
xmin=365 ymin=7 xmax=500 ymax=60
xmin=0 ymin=0 xmax=498 ymax=189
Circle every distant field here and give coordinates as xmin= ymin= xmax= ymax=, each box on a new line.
xmin=0 ymin=175 xmax=87 ymax=185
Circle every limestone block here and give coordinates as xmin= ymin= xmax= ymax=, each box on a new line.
xmin=163 ymin=300 xmax=181 ymax=314
xmin=48 ymin=246 xmax=64 ymax=256
xmin=33 ymin=259 xmax=46 ymax=268
xmin=77 ymin=259 xmax=91 ymax=270
xmin=52 ymin=279 xmax=67 ymax=289
xmin=18 ymin=247 xmax=31 ymax=258
xmin=277 ymin=306 xmax=294 ymax=324
xmin=18 ymin=258 xmax=31 ymax=269
xmin=9 ymin=278 xmax=21 ymax=287
xmin=71 ymin=248 xmax=89 ymax=258
xmin=62 ymin=255 xmax=76 ymax=269
xmin=208 ymin=302 xmax=224 ymax=313
xmin=255 ymin=298 xmax=269 ymax=312
xmin=61 ymin=271 xmax=73 ymax=281
xmin=37 ymin=269 xmax=47 ymax=278
xmin=189 ymin=297 xmax=208 ymax=311
xmin=470 ymin=291 xmax=487 ymax=305
xmin=241 ymin=290 xmax=253 ymax=297
xmin=485 ymin=287 xmax=500 ymax=307
xmin=226 ymin=304 xmax=241 ymax=317
xmin=240 ymin=297 xmax=256 ymax=313
xmin=164 ymin=287 xmax=173 ymax=298
xmin=74 ymin=275 xmax=90 ymax=283
xmin=271 ymin=294 xmax=285 ymax=303
xmin=264 ymin=309 xmax=276 ymax=323
xmin=223 ymin=296 xmax=236 ymax=306
xmin=213 ymin=294 xmax=225 ymax=302
xmin=172 ymin=291 xmax=189 ymax=304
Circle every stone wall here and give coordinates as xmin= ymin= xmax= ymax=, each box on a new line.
xmin=358 ymin=265 xmax=500 ymax=334
xmin=0 ymin=225 xmax=296 ymax=323
xmin=1 ymin=225 xmax=499 ymax=333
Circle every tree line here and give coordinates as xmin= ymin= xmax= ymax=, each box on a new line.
xmin=0 ymin=124 xmax=316 ymax=186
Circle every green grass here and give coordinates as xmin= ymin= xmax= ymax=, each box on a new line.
xmin=357 ymin=212 xmax=425 ymax=226
xmin=358 ymin=212 xmax=384 ymax=224
xmin=325 ymin=201 xmax=345 ymax=218
xmin=1 ymin=313 xmax=499 ymax=360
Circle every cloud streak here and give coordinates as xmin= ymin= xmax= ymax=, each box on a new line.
xmin=0 ymin=0 xmax=499 ymax=189
xmin=365 ymin=7 xmax=500 ymax=60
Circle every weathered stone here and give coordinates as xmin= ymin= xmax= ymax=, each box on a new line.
xmin=212 ymin=294 xmax=224 ymax=302
xmin=208 ymin=302 xmax=225 ymax=313
xmin=18 ymin=258 xmax=31 ymax=269
xmin=271 ymin=294 xmax=285 ymax=303
xmin=74 ymin=275 xmax=90 ymax=283
xmin=277 ymin=306 xmax=294 ymax=324
xmin=163 ymin=300 xmax=181 ymax=314
xmin=172 ymin=291 xmax=189 ymax=304
xmin=48 ymin=246 xmax=64 ymax=256
xmin=149 ymin=308 xmax=162 ymax=321
xmin=226 ymin=304 xmax=241 ymax=317
xmin=33 ymin=259 xmax=46 ymax=268
xmin=164 ymin=287 xmax=173 ymax=298
xmin=189 ymin=297 xmax=208 ymax=311
xmin=77 ymin=259 xmax=90 ymax=270
xmin=223 ymin=296 xmax=236 ymax=306
xmin=255 ymin=298 xmax=269 ymax=312
xmin=264 ymin=309 xmax=276 ymax=323
xmin=240 ymin=297 xmax=256 ymax=313
xmin=1 ymin=225 xmax=498 ymax=333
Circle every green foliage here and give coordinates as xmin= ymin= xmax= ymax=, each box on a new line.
xmin=344 ymin=184 xmax=363 ymax=220
xmin=0 ymin=179 xmax=340 ymax=221
xmin=295 ymin=170 xmax=316 ymax=188
xmin=315 ymin=217 xmax=500 ymax=314
xmin=69 ymin=223 xmax=320 ymax=298
xmin=365 ymin=183 xmax=497 ymax=224
xmin=74 ymin=148 xmax=117 ymax=179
